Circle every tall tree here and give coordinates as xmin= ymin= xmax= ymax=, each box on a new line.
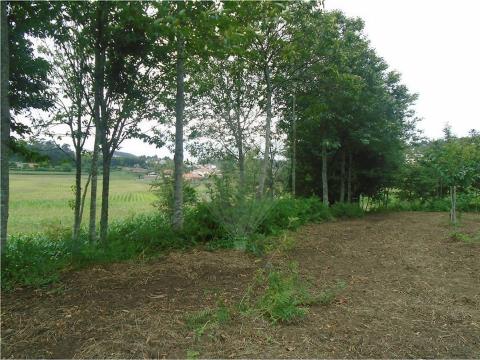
xmin=150 ymin=1 xmax=222 ymax=230
xmin=2 ymin=2 xmax=56 ymax=249
xmin=1 ymin=1 xmax=10 ymax=251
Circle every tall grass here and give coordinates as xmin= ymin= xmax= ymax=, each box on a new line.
xmin=2 ymin=197 xmax=365 ymax=290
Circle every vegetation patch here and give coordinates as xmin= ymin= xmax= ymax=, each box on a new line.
xmin=239 ymin=263 xmax=345 ymax=324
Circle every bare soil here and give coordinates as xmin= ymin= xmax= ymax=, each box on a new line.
xmin=2 ymin=212 xmax=480 ymax=358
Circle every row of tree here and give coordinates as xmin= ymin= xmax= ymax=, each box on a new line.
xmin=1 ymin=1 xmax=419 ymax=251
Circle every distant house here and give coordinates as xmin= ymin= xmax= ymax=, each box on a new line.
xmin=122 ymin=167 xmax=148 ymax=174
xmin=183 ymin=164 xmax=220 ymax=181
xmin=184 ymin=172 xmax=203 ymax=181
xmin=162 ymin=169 xmax=173 ymax=177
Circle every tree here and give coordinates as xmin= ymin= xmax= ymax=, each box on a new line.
xmin=150 ymin=1 xmax=222 ymax=230
xmin=289 ymin=11 xmax=416 ymax=204
xmin=2 ymin=2 xmax=56 ymax=250
xmin=193 ymin=57 xmax=262 ymax=188
xmin=1 ymin=1 xmax=10 ymax=251
xmin=36 ymin=22 xmax=94 ymax=246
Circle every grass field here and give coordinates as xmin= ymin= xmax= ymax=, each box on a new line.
xmin=9 ymin=171 xmax=157 ymax=234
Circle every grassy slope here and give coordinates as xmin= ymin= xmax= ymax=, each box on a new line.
xmin=9 ymin=171 xmax=157 ymax=234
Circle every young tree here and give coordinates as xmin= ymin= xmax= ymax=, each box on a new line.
xmin=193 ymin=58 xmax=262 ymax=188
xmin=36 ymin=33 xmax=94 ymax=245
xmin=150 ymin=1 xmax=223 ymax=230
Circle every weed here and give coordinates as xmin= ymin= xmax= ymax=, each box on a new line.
xmin=184 ymin=302 xmax=231 ymax=339
xmin=240 ymin=263 xmax=312 ymax=324
xmin=186 ymin=350 xmax=200 ymax=359
xmin=451 ymin=231 xmax=480 ymax=244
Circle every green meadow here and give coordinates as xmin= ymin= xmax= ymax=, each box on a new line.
xmin=9 ymin=171 xmax=157 ymax=234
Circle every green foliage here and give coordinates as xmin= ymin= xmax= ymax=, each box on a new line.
xmin=239 ymin=264 xmax=346 ymax=324
xmin=3 ymin=195 xmax=364 ymax=289
xmin=330 ymin=203 xmax=364 ymax=218
xmin=1 ymin=233 xmax=70 ymax=288
xmin=240 ymin=264 xmax=311 ymax=324
xmin=206 ymin=176 xmax=274 ymax=242
xmin=258 ymin=197 xmax=332 ymax=235
xmin=184 ymin=302 xmax=231 ymax=339
xmin=1 ymin=214 xmax=185 ymax=289
xmin=374 ymin=191 xmax=480 ymax=213
xmin=450 ymin=231 xmax=480 ymax=244
xmin=151 ymin=175 xmax=197 ymax=217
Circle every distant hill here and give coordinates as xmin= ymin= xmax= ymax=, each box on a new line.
xmin=113 ymin=151 xmax=138 ymax=159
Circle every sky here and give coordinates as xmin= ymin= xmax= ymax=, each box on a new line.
xmin=325 ymin=0 xmax=480 ymax=139
xmin=44 ymin=0 xmax=480 ymax=157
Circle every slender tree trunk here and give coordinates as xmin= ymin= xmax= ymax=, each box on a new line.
xmin=88 ymin=133 xmax=99 ymax=242
xmin=291 ymin=94 xmax=296 ymax=197
xmin=79 ymin=173 xmax=91 ymax=226
xmin=100 ymin=154 xmax=110 ymax=244
xmin=340 ymin=148 xmax=346 ymax=203
xmin=1 ymin=1 xmax=9 ymax=252
xmin=238 ymin=140 xmax=245 ymax=189
xmin=257 ymin=67 xmax=272 ymax=198
xmin=172 ymin=31 xmax=185 ymax=231
xmin=450 ymin=185 xmax=457 ymax=224
xmin=347 ymin=150 xmax=352 ymax=203
xmin=322 ymin=142 xmax=328 ymax=206
xmin=73 ymin=146 xmax=82 ymax=244
xmin=89 ymin=2 xmax=108 ymax=241
xmin=234 ymin=100 xmax=245 ymax=189
xmin=89 ymin=2 xmax=106 ymax=242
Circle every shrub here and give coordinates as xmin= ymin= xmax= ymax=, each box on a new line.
xmin=330 ymin=203 xmax=364 ymax=218
xmin=151 ymin=175 xmax=197 ymax=217
xmin=206 ymin=176 xmax=274 ymax=241
xmin=258 ymin=197 xmax=331 ymax=235
xmin=2 ymin=233 xmax=70 ymax=289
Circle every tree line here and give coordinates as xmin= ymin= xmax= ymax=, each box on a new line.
xmin=0 ymin=1 xmax=439 ymax=252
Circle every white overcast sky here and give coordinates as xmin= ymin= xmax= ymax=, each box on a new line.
xmin=84 ymin=0 xmax=480 ymax=157
xmin=326 ymin=0 xmax=480 ymax=139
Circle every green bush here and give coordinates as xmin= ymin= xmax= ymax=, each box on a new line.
xmin=2 ymin=233 xmax=70 ymax=288
xmin=258 ymin=197 xmax=331 ymax=235
xmin=2 ymin=195 xmax=367 ymax=289
xmin=330 ymin=202 xmax=364 ymax=218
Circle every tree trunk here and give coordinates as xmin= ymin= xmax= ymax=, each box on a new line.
xmin=79 ymin=173 xmax=91 ymax=226
xmin=88 ymin=132 xmax=99 ymax=242
xmin=257 ymin=66 xmax=272 ymax=198
xmin=238 ymin=140 xmax=245 ymax=190
xmin=340 ymin=148 xmax=346 ymax=203
xmin=172 ymin=31 xmax=185 ymax=231
xmin=234 ymin=98 xmax=245 ymax=189
xmin=99 ymin=154 xmax=110 ymax=244
xmin=1 ymin=1 xmax=9 ymax=251
xmin=322 ymin=142 xmax=328 ymax=206
xmin=72 ymin=147 xmax=82 ymax=244
xmin=450 ymin=185 xmax=457 ymax=225
xmin=89 ymin=2 xmax=106 ymax=242
xmin=347 ymin=150 xmax=352 ymax=203
xmin=291 ymin=94 xmax=296 ymax=197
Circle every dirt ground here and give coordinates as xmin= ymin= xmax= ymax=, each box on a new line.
xmin=2 ymin=212 xmax=480 ymax=359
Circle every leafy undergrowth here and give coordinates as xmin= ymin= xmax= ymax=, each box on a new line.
xmin=183 ymin=263 xmax=346 ymax=341
xmin=239 ymin=263 xmax=346 ymax=324
xmin=450 ymin=230 xmax=480 ymax=244
xmin=2 ymin=198 xmax=364 ymax=290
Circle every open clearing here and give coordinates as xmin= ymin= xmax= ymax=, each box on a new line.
xmin=2 ymin=212 xmax=479 ymax=358
xmin=9 ymin=171 xmax=156 ymax=234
